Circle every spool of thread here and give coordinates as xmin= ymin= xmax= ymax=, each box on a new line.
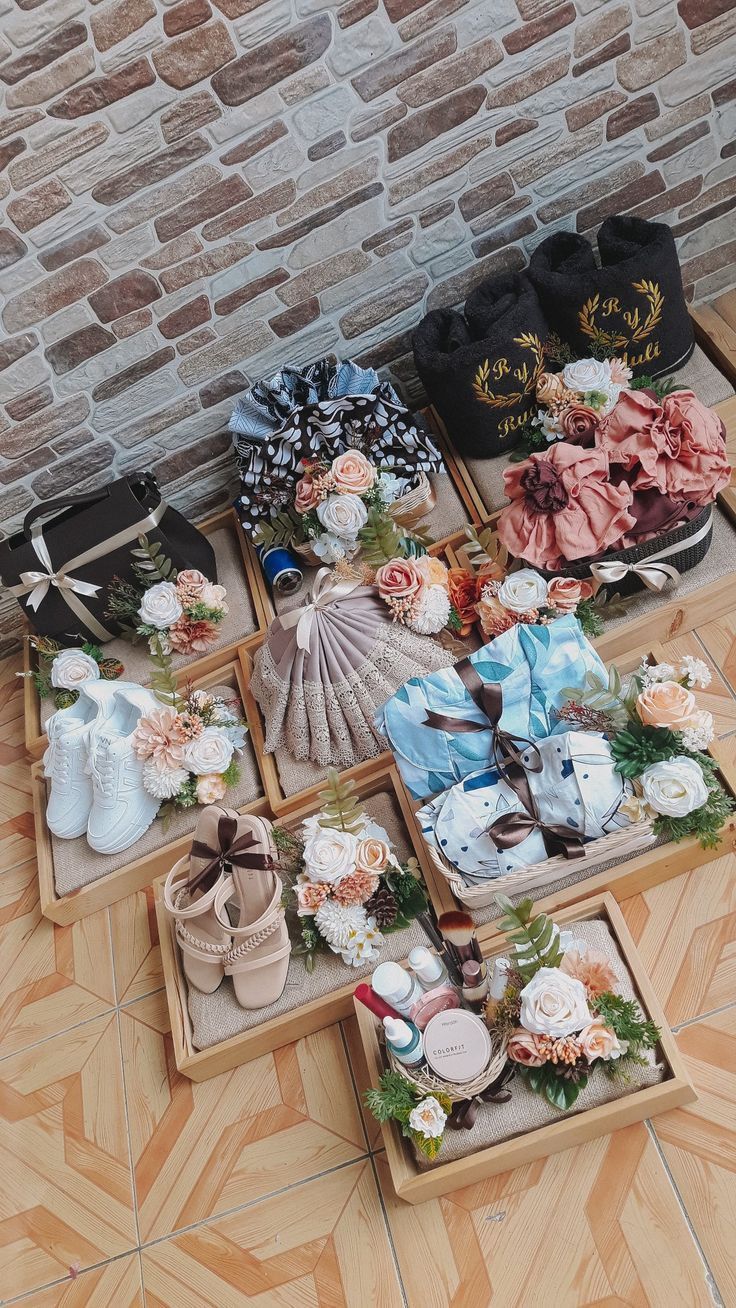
xmin=257 ymin=545 xmax=303 ymax=594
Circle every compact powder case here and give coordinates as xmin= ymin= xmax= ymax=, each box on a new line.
xmin=422 ymin=1008 xmax=493 ymax=1083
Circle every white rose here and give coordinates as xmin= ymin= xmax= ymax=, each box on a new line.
xmin=640 ymin=756 xmax=709 ymax=817
xmin=50 ymin=648 xmax=101 ymax=690
xmin=519 ymin=966 xmax=592 ymax=1038
xmin=302 ymin=826 xmax=358 ymax=884
xmin=562 ymin=357 xmax=620 ymax=415
xmin=182 ymin=726 xmax=234 ymax=776
xmin=498 ymin=569 xmax=549 ymax=614
xmin=199 ymin=582 xmax=228 ymax=613
xmin=139 ymin=581 xmax=183 ymax=630
xmin=408 ymin=1096 xmax=447 ymax=1140
xmin=316 ymin=493 xmax=368 ymax=541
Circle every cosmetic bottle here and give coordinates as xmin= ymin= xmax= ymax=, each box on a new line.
xmin=461 ymin=960 xmax=489 ymax=1010
xmin=371 ymin=961 xmax=422 ymax=1017
xmin=484 ymin=957 xmax=510 ymax=1020
xmin=383 ymin=1017 xmax=424 ymax=1068
xmin=406 ymin=947 xmax=461 ymax=1029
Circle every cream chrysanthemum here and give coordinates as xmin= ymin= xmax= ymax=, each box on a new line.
xmin=315 ymin=900 xmax=367 ymax=950
xmin=142 ymin=760 xmax=188 ymax=800
xmin=409 ymin=583 xmax=451 ymax=635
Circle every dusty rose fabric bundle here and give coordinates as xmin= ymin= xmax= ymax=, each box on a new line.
xmin=251 ymin=582 xmax=453 ymax=769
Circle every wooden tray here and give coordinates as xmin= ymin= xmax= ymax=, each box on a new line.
xmin=22 ymin=507 xmax=268 ymax=759
xmin=153 ymin=762 xmax=449 ymax=1081
xmin=34 ymin=656 xmax=269 ymax=924
xmin=355 ymin=891 xmax=696 ymax=1203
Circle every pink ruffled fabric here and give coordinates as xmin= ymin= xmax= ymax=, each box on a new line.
xmin=598 ymin=388 xmax=730 ymax=507
xmin=498 ymin=443 xmax=636 ymax=570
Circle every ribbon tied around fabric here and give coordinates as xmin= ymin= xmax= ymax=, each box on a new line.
xmin=279 ymin=567 xmax=363 ymax=653
xmin=187 ymin=813 xmax=274 ymax=895
xmin=590 ymin=557 xmax=679 ymax=593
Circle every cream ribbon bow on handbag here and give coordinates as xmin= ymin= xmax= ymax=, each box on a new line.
xmin=279 ymin=567 xmax=363 ymax=652
xmin=19 ymin=530 xmax=102 ymax=612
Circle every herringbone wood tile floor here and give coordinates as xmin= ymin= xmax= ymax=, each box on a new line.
xmin=2 ymin=593 xmax=736 ymax=1304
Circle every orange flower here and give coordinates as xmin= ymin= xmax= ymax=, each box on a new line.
xmin=447 ymin=569 xmax=480 ymax=636
xmin=560 ymin=948 xmax=617 ymax=998
xmin=333 ymin=868 xmax=380 ymax=906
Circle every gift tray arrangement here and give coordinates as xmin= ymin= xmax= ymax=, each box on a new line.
xmin=7 ymin=215 xmax=736 ymax=1202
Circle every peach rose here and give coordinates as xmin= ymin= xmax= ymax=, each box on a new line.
xmin=636 ymin=681 xmax=698 ymax=730
xmin=356 ymin=837 xmax=390 ymax=874
xmin=295 ymin=475 xmax=321 ymax=513
xmin=507 ymin=1028 xmax=548 ymax=1067
xmin=195 ymin=773 xmax=228 ymax=805
xmin=176 ymin=569 xmax=208 ymax=601
xmin=296 ymin=881 xmax=329 ymax=916
xmin=546 ymin=576 xmax=593 ymax=613
xmin=331 ymin=450 xmax=376 ymax=495
xmin=560 ymin=403 xmax=599 ymax=445
xmin=578 ymin=1020 xmax=622 ymax=1063
xmin=375 ymin=557 xmax=423 ymax=601
xmin=536 ymin=372 xmax=566 ymax=405
xmin=415 ymin=555 xmax=449 ymax=589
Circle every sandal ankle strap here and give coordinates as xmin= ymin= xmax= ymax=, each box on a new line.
xmin=164 ymin=857 xmax=225 ymax=918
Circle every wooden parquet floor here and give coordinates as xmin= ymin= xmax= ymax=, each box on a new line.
xmin=4 ymin=292 xmax=736 ymax=1305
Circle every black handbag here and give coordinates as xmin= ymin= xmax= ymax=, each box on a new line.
xmin=0 ymin=472 xmax=216 ymax=643
xmin=529 ymin=217 xmax=694 ymax=378
xmin=413 ymin=273 xmax=550 ymax=458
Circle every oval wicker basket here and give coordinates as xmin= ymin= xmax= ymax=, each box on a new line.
xmin=387 ymin=1030 xmax=508 ymax=1104
xmin=536 ymin=504 xmax=713 ymax=600
xmin=293 ymin=473 xmax=437 ymax=567
xmin=424 ymin=820 xmax=657 ymax=910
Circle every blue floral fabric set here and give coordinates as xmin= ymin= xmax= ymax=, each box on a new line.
xmin=376 ymin=615 xmax=633 ymax=884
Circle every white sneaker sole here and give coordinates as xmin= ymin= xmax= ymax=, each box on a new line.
xmin=87 ymin=806 xmax=160 ymax=855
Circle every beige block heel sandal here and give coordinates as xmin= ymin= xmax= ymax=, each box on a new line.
xmin=213 ymin=814 xmax=292 ymax=1010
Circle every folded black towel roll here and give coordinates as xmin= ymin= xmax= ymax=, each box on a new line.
xmin=529 ymin=217 xmax=694 ymax=377
xmin=412 ymin=273 xmax=549 ymax=458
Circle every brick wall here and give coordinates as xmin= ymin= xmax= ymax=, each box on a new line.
xmin=1 ymin=0 xmax=735 ymax=647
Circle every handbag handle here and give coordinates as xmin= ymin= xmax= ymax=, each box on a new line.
xmin=21 ymin=473 xmax=158 ymax=540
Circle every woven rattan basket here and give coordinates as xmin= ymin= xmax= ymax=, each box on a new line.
xmin=293 ymin=473 xmax=437 ymax=566
xmin=424 ymin=820 xmax=657 ymax=910
xmin=386 ymin=1029 xmax=508 ymax=1104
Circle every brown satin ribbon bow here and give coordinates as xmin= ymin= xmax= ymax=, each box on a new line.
xmin=187 ymin=813 xmax=274 ymax=895
xmin=449 ymin=1064 xmax=516 ymax=1131
xmin=424 ymin=657 xmax=584 ymax=862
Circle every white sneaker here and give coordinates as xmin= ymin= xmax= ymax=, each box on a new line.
xmin=87 ymin=684 xmax=162 ymax=855
xmin=43 ymin=682 xmax=120 ymax=839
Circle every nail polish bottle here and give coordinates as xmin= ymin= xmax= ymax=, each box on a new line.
xmin=383 ymin=1016 xmax=424 ymax=1068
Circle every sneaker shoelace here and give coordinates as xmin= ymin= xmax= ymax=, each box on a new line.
xmin=88 ymin=743 xmax=117 ymax=798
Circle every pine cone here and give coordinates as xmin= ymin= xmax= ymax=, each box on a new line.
xmin=99 ymin=658 xmax=125 ymax=680
xmin=365 ymin=884 xmax=398 ymax=929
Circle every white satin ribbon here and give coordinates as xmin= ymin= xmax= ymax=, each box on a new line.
xmin=20 ymin=532 xmax=102 ymax=611
xmin=590 ymin=508 xmax=713 ymax=594
xmin=280 ymin=567 xmax=363 ymax=652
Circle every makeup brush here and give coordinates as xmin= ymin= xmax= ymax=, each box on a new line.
xmin=438 ymin=910 xmax=484 ymax=969
xmin=417 ymin=911 xmax=463 ymax=987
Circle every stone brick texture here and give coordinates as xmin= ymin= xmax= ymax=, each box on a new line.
xmin=1 ymin=0 xmax=736 ymax=650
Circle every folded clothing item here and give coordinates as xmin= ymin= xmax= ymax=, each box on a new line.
xmin=413 ymin=272 xmax=550 ymax=458
xmin=375 ymin=613 xmax=607 ymax=801
xmin=529 ymin=217 xmax=694 ymax=378
xmin=418 ymin=732 xmax=632 ymax=884
xmin=251 ymin=576 xmax=454 ymax=770
xmin=230 ymin=358 xmax=444 ymax=537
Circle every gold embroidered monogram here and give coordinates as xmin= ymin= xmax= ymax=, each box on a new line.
xmin=578 ymin=279 xmax=664 ymax=362
xmin=472 ymin=333 xmax=546 ymax=410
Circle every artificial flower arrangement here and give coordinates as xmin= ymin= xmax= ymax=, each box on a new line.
xmin=106 ymin=536 xmax=228 ymax=662
xmin=557 ymin=653 xmax=734 ymax=847
xmin=130 ymin=686 xmax=247 ymax=823
xmin=498 ymin=352 xmax=730 ymax=575
xmin=273 ymin=770 xmax=429 ymax=972
xmin=487 ymin=896 xmax=660 ymax=1110
xmin=365 ymin=1072 xmax=453 ymax=1162
xmin=253 ymin=449 xmax=433 ymax=569
xmin=375 ymin=555 xmax=479 ymax=638
xmin=26 ymin=636 xmax=124 ymax=709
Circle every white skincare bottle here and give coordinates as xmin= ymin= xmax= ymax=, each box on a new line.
xmin=371 ymin=961 xmax=422 ymax=1017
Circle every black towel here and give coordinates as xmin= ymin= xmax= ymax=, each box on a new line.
xmin=529 ymin=217 xmax=694 ymax=378
xmin=412 ymin=273 xmax=550 ymax=459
